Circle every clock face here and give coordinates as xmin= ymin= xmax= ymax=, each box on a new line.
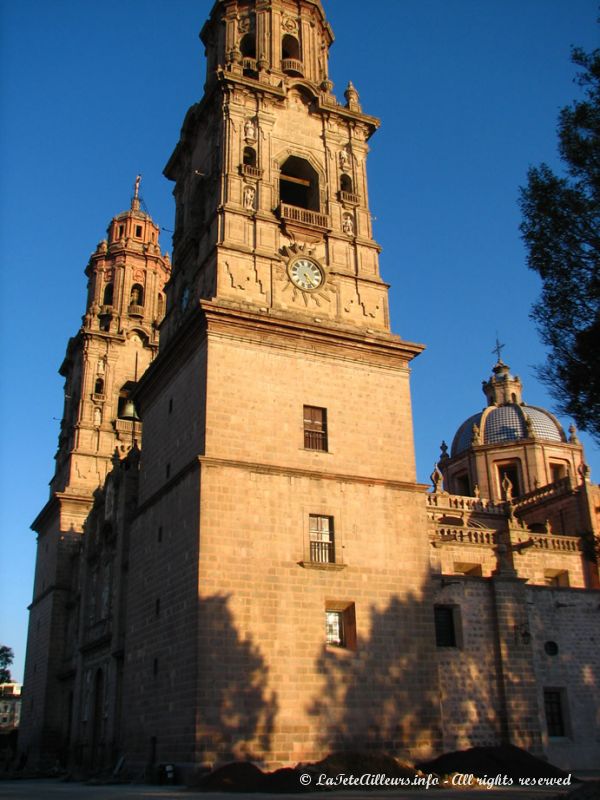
xmin=289 ymin=258 xmax=324 ymax=291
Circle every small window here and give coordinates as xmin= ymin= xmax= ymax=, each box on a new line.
xmin=544 ymin=641 xmax=559 ymax=656
xmin=544 ymin=569 xmax=570 ymax=587
xmin=544 ymin=689 xmax=567 ymax=737
xmin=103 ymin=283 xmax=114 ymax=306
xmin=434 ymin=605 xmax=460 ymax=648
xmin=94 ymin=378 xmax=104 ymax=396
xmin=325 ymin=602 xmax=356 ymax=649
xmin=304 ymin=406 xmax=327 ymax=451
xmin=135 ymin=225 xmax=143 ymax=238
xmin=117 ymin=224 xmax=124 ymax=238
xmin=309 ymin=515 xmax=334 ymax=563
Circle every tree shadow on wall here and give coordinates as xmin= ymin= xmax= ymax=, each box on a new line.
xmin=307 ymin=594 xmax=442 ymax=760
xmin=195 ymin=594 xmax=279 ymax=766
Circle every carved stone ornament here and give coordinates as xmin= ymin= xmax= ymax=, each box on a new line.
xmin=282 ymin=16 xmax=298 ymax=33
xmin=238 ymin=15 xmax=254 ymax=34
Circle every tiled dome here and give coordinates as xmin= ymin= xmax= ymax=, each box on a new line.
xmin=451 ymin=403 xmax=565 ymax=457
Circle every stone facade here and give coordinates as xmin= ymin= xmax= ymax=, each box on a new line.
xmin=21 ymin=0 xmax=600 ymax=778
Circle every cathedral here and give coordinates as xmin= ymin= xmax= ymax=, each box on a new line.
xmin=20 ymin=0 xmax=600 ymax=779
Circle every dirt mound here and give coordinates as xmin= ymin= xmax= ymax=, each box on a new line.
xmin=192 ymin=761 xmax=312 ymax=793
xmin=417 ymin=745 xmax=573 ymax=782
xmin=195 ymin=761 xmax=266 ymax=792
xmin=193 ymin=751 xmax=421 ymax=792
xmin=306 ymin=750 xmax=420 ymax=779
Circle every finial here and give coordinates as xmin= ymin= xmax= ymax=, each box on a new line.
xmin=568 ymin=423 xmax=580 ymax=444
xmin=132 ymin=174 xmax=142 ymax=211
xmin=344 ymin=81 xmax=361 ymax=112
xmin=439 ymin=440 xmax=449 ymax=460
xmin=492 ymin=335 xmax=505 ymax=364
xmin=430 ymin=463 xmax=444 ymax=494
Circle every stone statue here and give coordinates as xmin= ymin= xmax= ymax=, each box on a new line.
xmin=502 ymin=473 xmax=513 ymax=502
xmin=243 ymin=184 xmax=256 ymax=210
xmin=339 ymin=149 xmax=351 ymax=172
xmin=342 ymin=213 xmax=354 ymax=235
xmin=244 ymin=118 xmax=257 ymax=142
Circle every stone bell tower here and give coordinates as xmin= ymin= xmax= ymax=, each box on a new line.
xmin=122 ymin=0 xmax=441 ymax=770
xmin=20 ymin=182 xmax=170 ymax=766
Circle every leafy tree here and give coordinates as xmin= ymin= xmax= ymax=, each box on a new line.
xmin=520 ymin=47 xmax=600 ymax=443
xmin=0 ymin=645 xmax=13 ymax=683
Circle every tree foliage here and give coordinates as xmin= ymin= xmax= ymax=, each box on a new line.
xmin=0 ymin=645 xmax=14 ymax=683
xmin=520 ymin=47 xmax=600 ymax=443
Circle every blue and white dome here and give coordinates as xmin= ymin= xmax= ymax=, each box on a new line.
xmin=451 ymin=403 xmax=565 ymax=457
xmin=450 ymin=360 xmax=567 ymax=457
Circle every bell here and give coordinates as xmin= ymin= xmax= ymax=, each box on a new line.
xmin=121 ymin=399 xmax=140 ymax=421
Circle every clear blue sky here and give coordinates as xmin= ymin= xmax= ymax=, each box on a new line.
xmin=1 ymin=0 xmax=598 ymax=683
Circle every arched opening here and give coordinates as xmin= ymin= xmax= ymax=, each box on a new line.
xmin=340 ymin=174 xmax=353 ymax=193
xmin=94 ymin=378 xmax=104 ymax=396
xmin=130 ymin=283 xmax=144 ymax=306
xmin=103 ymin=283 xmax=113 ymax=306
xmin=240 ymin=33 xmax=258 ymax=77
xmin=280 ymin=156 xmax=319 ymax=211
xmin=282 ymin=34 xmax=300 ymax=61
xmin=157 ymin=293 xmax=165 ymax=319
xmin=240 ymin=33 xmax=256 ymax=59
xmin=243 ymin=146 xmax=257 ymax=167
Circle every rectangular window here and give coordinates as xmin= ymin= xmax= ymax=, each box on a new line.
xmin=304 ymin=406 xmax=328 ymax=451
xmin=325 ymin=602 xmax=356 ymax=649
xmin=544 ymin=689 xmax=566 ymax=737
xmin=550 ymin=463 xmax=567 ymax=483
xmin=544 ymin=569 xmax=570 ymax=587
xmin=309 ymin=514 xmax=334 ymax=563
xmin=135 ymin=224 xmax=143 ymax=238
xmin=434 ymin=605 xmax=460 ymax=648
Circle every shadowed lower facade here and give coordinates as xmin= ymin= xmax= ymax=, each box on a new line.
xmin=20 ymin=0 xmax=600 ymax=777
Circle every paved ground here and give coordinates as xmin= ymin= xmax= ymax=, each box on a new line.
xmin=0 ymin=779 xmax=579 ymax=800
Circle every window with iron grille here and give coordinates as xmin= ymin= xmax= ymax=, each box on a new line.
xmin=309 ymin=515 xmax=334 ymax=563
xmin=325 ymin=602 xmax=356 ymax=649
xmin=304 ymin=406 xmax=328 ymax=451
xmin=544 ymin=689 xmax=567 ymax=737
xmin=434 ymin=605 xmax=459 ymax=647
